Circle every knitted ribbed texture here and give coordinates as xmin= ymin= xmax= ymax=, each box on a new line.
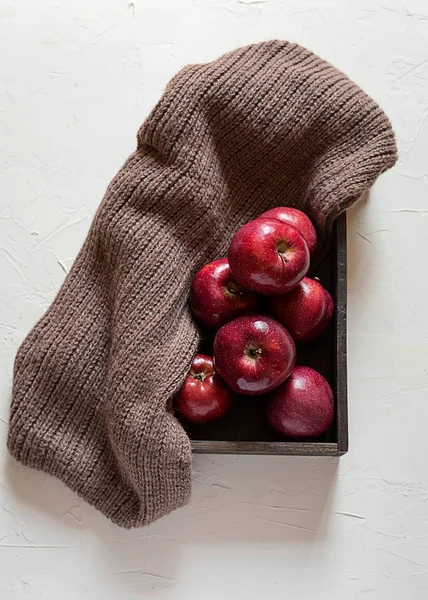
xmin=8 ymin=41 xmax=396 ymax=528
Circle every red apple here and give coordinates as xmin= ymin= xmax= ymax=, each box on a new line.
xmin=190 ymin=258 xmax=258 ymax=329
xmin=266 ymin=366 xmax=334 ymax=437
xmin=259 ymin=207 xmax=317 ymax=256
xmin=268 ymin=278 xmax=334 ymax=343
xmin=213 ymin=314 xmax=296 ymax=395
xmin=228 ymin=218 xmax=310 ymax=295
xmin=175 ymin=354 xmax=233 ymax=424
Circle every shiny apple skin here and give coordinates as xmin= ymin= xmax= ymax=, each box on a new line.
xmin=268 ymin=277 xmax=333 ymax=343
xmin=259 ymin=207 xmax=317 ymax=256
xmin=266 ymin=366 xmax=334 ymax=438
xmin=190 ymin=258 xmax=258 ymax=329
xmin=228 ymin=218 xmax=310 ymax=295
xmin=175 ymin=354 xmax=233 ymax=424
xmin=213 ymin=314 xmax=296 ymax=395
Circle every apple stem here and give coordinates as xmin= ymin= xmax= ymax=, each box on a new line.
xmin=193 ymin=372 xmax=205 ymax=383
xmin=276 ymin=241 xmax=290 ymax=260
xmin=246 ymin=346 xmax=263 ymax=359
xmin=226 ymin=282 xmax=242 ymax=296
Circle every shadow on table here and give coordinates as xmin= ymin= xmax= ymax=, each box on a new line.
xmin=5 ymin=451 xmax=338 ymax=592
xmin=4 ymin=188 xmax=370 ymax=586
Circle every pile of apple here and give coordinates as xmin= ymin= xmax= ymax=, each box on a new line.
xmin=175 ymin=208 xmax=335 ymax=439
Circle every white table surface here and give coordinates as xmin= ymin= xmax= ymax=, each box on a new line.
xmin=1 ymin=1 xmax=428 ymax=598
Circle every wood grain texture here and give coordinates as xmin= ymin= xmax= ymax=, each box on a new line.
xmin=335 ymin=213 xmax=349 ymax=455
xmin=191 ymin=440 xmax=340 ymax=455
xmin=188 ymin=213 xmax=348 ymax=456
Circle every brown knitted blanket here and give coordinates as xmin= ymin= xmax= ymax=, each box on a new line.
xmin=8 ymin=41 xmax=397 ymax=527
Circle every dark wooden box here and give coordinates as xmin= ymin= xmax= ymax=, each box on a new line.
xmin=188 ymin=213 xmax=348 ymax=457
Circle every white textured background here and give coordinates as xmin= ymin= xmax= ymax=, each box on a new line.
xmin=1 ymin=0 xmax=428 ymax=598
